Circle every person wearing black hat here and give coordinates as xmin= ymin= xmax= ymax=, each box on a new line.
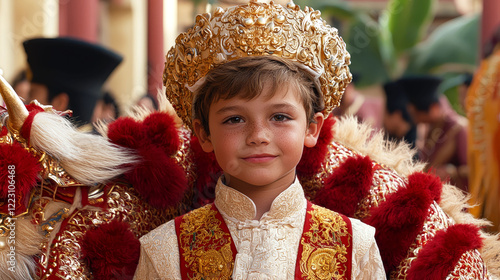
xmin=382 ymin=80 xmax=417 ymax=152
xmin=23 ymin=37 xmax=123 ymax=127
xmin=398 ymin=75 xmax=469 ymax=192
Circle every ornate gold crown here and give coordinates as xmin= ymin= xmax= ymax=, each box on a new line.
xmin=163 ymin=0 xmax=352 ymax=128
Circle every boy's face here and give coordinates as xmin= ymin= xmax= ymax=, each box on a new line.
xmin=194 ymin=83 xmax=323 ymax=191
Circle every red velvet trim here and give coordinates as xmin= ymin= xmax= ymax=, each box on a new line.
xmin=313 ymin=155 xmax=374 ymax=216
xmin=363 ymin=172 xmax=436 ymax=273
xmin=407 ymin=224 xmax=483 ymax=280
xmin=297 ymin=115 xmax=336 ymax=177
xmin=20 ymin=105 xmax=44 ymax=143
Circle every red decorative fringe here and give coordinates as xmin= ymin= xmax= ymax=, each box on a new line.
xmin=108 ymin=112 xmax=188 ymax=209
xmin=0 ymin=142 xmax=40 ymax=200
xmin=363 ymin=171 xmax=439 ymax=273
xmin=407 ymin=224 xmax=483 ymax=280
xmin=313 ymin=155 xmax=373 ymax=217
xmin=82 ymin=220 xmax=141 ymax=280
xmin=190 ymin=135 xmax=221 ymax=206
xmin=297 ymin=116 xmax=336 ymax=177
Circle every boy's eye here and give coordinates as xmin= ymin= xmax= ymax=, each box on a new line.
xmin=223 ymin=116 xmax=243 ymax=124
xmin=272 ymin=114 xmax=290 ymax=122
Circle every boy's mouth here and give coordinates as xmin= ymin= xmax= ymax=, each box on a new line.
xmin=242 ymin=154 xmax=277 ymax=163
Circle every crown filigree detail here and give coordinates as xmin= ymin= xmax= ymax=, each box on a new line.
xmin=163 ymin=0 xmax=352 ymax=128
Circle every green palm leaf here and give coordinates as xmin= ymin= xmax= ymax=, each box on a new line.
xmin=405 ymin=13 xmax=480 ymax=75
xmin=386 ymin=0 xmax=435 ymax=54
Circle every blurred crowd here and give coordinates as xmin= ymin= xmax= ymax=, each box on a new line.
xmin=331 ymin=46 xmax=499 ymax=233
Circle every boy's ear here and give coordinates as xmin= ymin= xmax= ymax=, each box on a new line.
xmin=304 ymin=112 xmax=324 ymax=148
xmin=193 ymin=119 xmax=214 ymax=153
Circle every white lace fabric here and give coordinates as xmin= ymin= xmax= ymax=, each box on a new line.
xmin=134 ymin=178 xmax=386 ymax=279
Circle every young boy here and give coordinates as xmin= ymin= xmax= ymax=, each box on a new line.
xmin=134 ymin=2 xmax=385 ymax=279
xmin=135 ymin=59 xmax=385 ymax=279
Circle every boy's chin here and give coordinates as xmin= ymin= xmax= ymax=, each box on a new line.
xmin=224 ymin=172 xmax=295 ymax=189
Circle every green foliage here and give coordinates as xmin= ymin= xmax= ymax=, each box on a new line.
xmin=197 ymin=0 xmax=479 ymax=93
xmin=386 ymin=0 xmax=435 ymax=54
xmin=345 ymin=14 xmax=390 ymax=87
xmin=405 ymin=13 xmax=480 ymax=75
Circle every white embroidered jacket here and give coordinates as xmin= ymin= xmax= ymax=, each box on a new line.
xmin=134 ymin=178 xmax=386 ymax=279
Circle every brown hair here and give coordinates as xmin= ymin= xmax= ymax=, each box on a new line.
xmin=193 ymin=56 xmax=325 ymax=134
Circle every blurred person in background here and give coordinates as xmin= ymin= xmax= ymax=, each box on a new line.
xmin=382 ymin=80 xmax=417 ymax=153
xmin=332 ymin=73 xmax=384 ymax=131
xmin=91 ymin=90 xmax=120 ymax=124
xmin=457 ymin=73 xmax=474 ymax=113
xmin=136 ymin=93 xmax=158 ymax=112
xmin=11 ymin=69 xmax=31 ymax=103
xmin=399 ymin=75 xmax=469 ymax=192
xmin=23 ymin=37 xmax=123 ymax=129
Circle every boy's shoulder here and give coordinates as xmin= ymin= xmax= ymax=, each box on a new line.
xmin=139 ymin=218 xmax=176 ymax=245
xmin=140 ymin=204 xmax=216 ymax=244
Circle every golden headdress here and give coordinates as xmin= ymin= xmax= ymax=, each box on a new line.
xmin=163 ymin=0 xmax=352 ymax=128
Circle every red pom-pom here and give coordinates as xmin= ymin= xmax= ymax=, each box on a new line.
xmin=0 ymin=143 xmax=40 ymax=199
xmin=126 ymin=145 xmax=188 ymax=208
xmin=107 ymin=113 xmax=188 ymax=208
xmin=363 ymin=177 xmax=435 ymax=272
xmin=190 ymin=136 xmax=221 ymax=206
xmin=108 ymin=117 xmax=144 ymax=149
xmin=82 ymin=220 xmax=141 ymax=280
xmin=407 ymin=224 xmax=483 ymax=280
xmin=143 ymin=112 xmax=180 ymax=155
xmin=297 ymin=116 xmax=335 ymax=176
xmin=313 ymin=155 xmax=373 ymax=216
xmin=408 ymin=171 xmax=443 ymax=202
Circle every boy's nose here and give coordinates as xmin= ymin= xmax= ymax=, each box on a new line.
xmin=246 ymin=122 xmax=270 ymax=145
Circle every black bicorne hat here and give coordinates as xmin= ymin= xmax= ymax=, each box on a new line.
xmin=397 ymin=75 xmax=443 ymax=111
xmin=23 ymin=37 xmax=123 ymax=124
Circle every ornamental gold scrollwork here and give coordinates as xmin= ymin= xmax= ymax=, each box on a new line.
xmin=300 ymin=205 xmax=350 ymax=280
xmin=164 ymin=0 xmax=351 ymax=128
